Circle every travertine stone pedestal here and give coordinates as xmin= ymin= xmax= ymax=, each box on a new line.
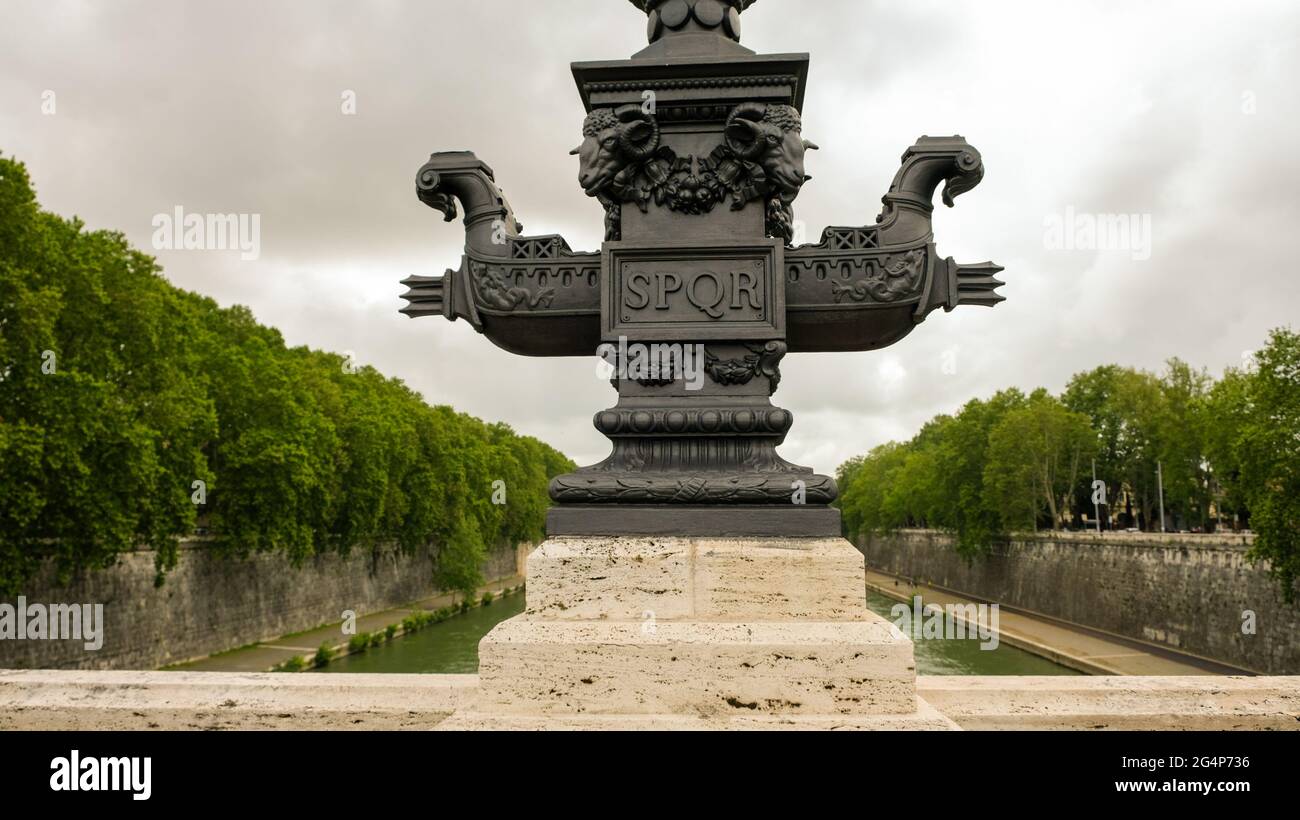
xmin=440 ymin=537 xmax=956 ymax=730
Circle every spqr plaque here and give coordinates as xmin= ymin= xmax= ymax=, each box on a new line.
xmin=602 ymin=238 xmax=785 ymax=342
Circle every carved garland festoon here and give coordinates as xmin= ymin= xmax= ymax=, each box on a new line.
xmin=704 ymin=341 xmax=786 ymax=393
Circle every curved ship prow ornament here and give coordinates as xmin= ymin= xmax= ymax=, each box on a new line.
xmin=401 ymin=0 xmax=1005 ymax=537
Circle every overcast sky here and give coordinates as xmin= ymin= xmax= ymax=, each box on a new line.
xmin=2 ymin=0 xmax=1297 ymax=471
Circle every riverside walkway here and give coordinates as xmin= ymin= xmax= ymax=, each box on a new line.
xmin=864 ymin=569 xmax=1247 ymax=676
xmin=171 ymin=575 xmax=522 ymax=673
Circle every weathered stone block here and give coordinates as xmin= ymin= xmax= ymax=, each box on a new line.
xmin=471 ymin=536 xmax=933 ymax=725
xmin=476 ymin=618 xmax=917 ymax=716
xmin=525 ymin=536 xmax=868 ymax=621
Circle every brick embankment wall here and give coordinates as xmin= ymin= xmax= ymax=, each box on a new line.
xmin=856 ymin=529 xmax=1299 ymax=675
xmin=0 ymin=540 xmax=530 ymax=671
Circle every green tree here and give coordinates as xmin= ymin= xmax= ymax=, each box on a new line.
xmin=836 ymin=389 xmax=1025 ymax=556
xmin=1208 ymin=329 xmax=1300 ymax=601
xmin=1155 ymin=358 xmax=1214 ymax=530
xmin=1204 ymin=367 xmax=1253 ymax=528
xmin=837 ymin=441 xmax=912 ymax=539
xmin=984 ymin=390 xmax=1096 ymax=530
xmin=0 ymin=155 xmax=215 ymax=587
xmin=0 ymin=152 xmax=573 ymax=595
xmin=928 ymin=389 xmax=1027 ymax=555
xmin=1063 ymin=366 xmax=1164 ymax=528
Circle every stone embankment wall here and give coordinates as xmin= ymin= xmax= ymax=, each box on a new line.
xmin=856 ymin=529 xmax=1299 ymax=675
xmin=0 ymin=540 xmax=529 ymax=671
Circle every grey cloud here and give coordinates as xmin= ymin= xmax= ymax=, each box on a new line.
xmin=2 ymin=0 xmax=1296 ymax=475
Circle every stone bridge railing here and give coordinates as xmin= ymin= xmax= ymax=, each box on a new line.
xmin=1 ymin=670 xmax=1296 ymax=731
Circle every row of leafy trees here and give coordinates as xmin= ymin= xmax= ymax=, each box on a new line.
xmin=0 ymin=155 xmax=573 ymax=595
xmin=836 ymin=330 xmax=1300 ymax=600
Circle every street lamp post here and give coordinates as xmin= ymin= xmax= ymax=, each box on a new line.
xmin=1157 ymin=461 xmax=1166 ymax=533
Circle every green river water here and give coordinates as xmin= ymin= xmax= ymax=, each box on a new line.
xmin=314 ymin=588 xmax=1079 ymax=675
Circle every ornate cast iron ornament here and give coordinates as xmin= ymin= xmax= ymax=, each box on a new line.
xmin=401 ymin=0 xmax=1005 ymax=537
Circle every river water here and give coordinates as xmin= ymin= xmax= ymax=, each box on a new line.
xmin=865 ymin=591 xmax=1079 ymax=675
xmin=314 ymin=588 xmax=1079 ymax=675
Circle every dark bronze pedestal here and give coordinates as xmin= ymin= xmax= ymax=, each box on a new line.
xmin=402 ymin=0 xmax=1004 ymax=537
